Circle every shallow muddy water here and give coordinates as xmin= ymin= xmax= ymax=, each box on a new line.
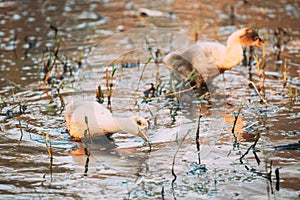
xmin=0 ymin=0 xmax=299 ymax=199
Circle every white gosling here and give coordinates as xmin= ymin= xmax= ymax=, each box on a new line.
xmin=164 ymin=27 xmax=264 ymax=87
xmin=64 ymin=101 xmax=149 ymax=142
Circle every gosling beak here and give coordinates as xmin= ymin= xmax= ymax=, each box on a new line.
xmin=138 ymin=128 xmax=149 ymax=142
xmin=256 ymin=38 xmax=264 ymax=47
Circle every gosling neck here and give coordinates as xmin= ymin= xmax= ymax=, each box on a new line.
xmin=113 ymin=117 xmax=135 ymax=134
xmin=101 ymin=117 xmax=122 ymax=133
xmin=221 ymin=34 xmax=244 ymax=70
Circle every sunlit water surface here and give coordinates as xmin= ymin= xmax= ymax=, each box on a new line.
xmin=0 ymin=0 xmax=299 ymax=199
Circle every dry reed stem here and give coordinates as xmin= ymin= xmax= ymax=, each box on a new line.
xmin=283 ymin=59 xmax=287 ymax=88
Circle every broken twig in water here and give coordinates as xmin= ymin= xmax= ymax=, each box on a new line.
xmin=171 ymin=129 xmax=191 ymax=199
xmin=105 ymin=68 xmax=116 ymax=111
xmin=239 ymin=131 xmax=261 ymax=164
xmin=195 ymin=104 xmax=202 ymax=164
xmin=96 ymin=85 xmax=105 ymax=104
xmin=84 ymin=146 xmax=90 ymax=176
xmin=42 ymin=132 xmax=53 ymax=182
xmin=161 ymin=185 xmax=165 ymax=200
xmin=266 ymin=161 xmax=274 ymax=195
xmin=18 ymin=120 xmax=24 ymax=144
xmin=282 ymin=59 xmax=287 ymax=89
xmin=231 ymin=106 xmax=243 ymax=149
xmin=83 ymin=115 xmax=91 ymax=176
xmin=259 ymin=32 xmax=267 ymax=94
xmin=145 ymin=37 xmax=161 ymax=85
xmin=275 ymin=168 xmax=280 ymax=191
xmin=249 ymin=81 xmax=267 ymax=104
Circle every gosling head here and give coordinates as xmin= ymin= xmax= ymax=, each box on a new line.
xmin=118 ymin=116 xmax=149 ymax=142
xmin=239 ymin=27 xmax=264 ymax=47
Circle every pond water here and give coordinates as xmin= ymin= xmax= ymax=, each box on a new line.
xmin=0 ymin=0 xmax=299 ymax=199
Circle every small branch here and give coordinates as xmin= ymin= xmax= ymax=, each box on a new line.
xmin=275 ymin=168 xmax=280 ymax=191
xmin=84 ymin=147 xmax=90 ymax=176
xmin=96 ymin=85 xmax=104 ymax=104
xmin=18 ymin=120 xmax=24 ymax=144
xmin=171 ymin=129 xmax=191 ymax=199
xmin=57 ymin=87 xmax=65 ymax=114
xmin=195 ymin=104 xmax=202 ymax=164
xmin=83 ymin=115 xmax=91 ymax=176
xmin=249 ymin=81 xmax=267 ymax=104
xmin=282 ymin=59 xmax=287 ymax=89
xmin=42 ymin=132 xmax=53 ymax=182
xmin=267 ymin=161 xmax=274 ymax=194
xmin=231 ymin=106 xmax=243 ymax=149
xmin=239 ymin=131 xmax=260 ymax=164
xmin=161 ymin=185 xmax=165 ymax=200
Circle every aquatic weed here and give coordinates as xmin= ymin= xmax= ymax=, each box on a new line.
xmin=42 ymin=132 xmax=53 ymax=182
xmin=136 ymin=57 xmax=152 ymax=92
xmin=40 ymin=25 xmax=84 ymax=90
xmin=273 ymin=28 xmax=290 ymax=61
xmin=231 ymin=105 xmax=243 ymax=150
xmin=288 ymin=83 xmax=298 ymax=111
xmin=171 ymin=129 xmax=191 ymax=199
xmin=249 ymin=81 xmax=267 ymax=104
xmin=96 ymin=85 xmax=105 ymax=104
xmin=282 ymin=59 xmax=287 ymax=89
xmin=195 ymin=104 xmax=202 ymax=164
xmin=83 ymin=115 xmax=91 ymax=176
xmin=105 ymin=68 xmax=115 ymax=110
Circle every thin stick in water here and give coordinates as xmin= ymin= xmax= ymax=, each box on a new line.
xmin=42 ymin=132 xmax=53 ymax=182
xmin=239 ymin=131 xmax=260 ymax=164
xmin=195 ymin=104 xmax=202 ymax=164
xmin=249 ymin=81 xmax=267 ymax=104
xmin=283 ymin=59 xmax=287 ymax=89
xmin=275 ymin=168 xmax=280 ymax=191
xmin=83 ymin=115 xmax=91 ymax=176
xmin=171 ymin=129 xmax=191 ymax=199
xmin=161 ymin=185 xmax=165 ymax=200
xmin=231 ymin=106 xmax=243 ymax=149
xmin=18 ymin=120 xmax=23 ymax=143
xmin=84 ymin=147 xmax=90 ymax=176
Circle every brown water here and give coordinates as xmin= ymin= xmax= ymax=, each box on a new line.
xmin=0 ymin=0 xmax=299 ymax=199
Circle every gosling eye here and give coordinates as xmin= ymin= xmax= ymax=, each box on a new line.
xmin=245 ymin=28 xmax=252 ymax=33
xmin=137 ymin=120 xmax=142 ymax=126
